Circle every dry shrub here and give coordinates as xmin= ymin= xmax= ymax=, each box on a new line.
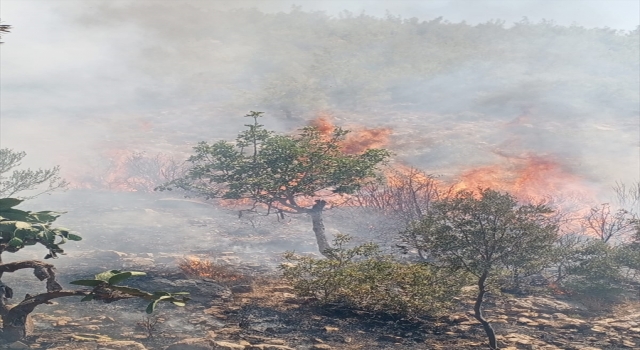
xmin=109 ymin=151 xmax=187 ymax=192
xmin=354 ymin=166 xmax=441 ymax=225
xmin=179 ymin=256 xmax=251 ymax=286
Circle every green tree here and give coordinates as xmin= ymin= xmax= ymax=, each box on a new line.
xmin=406 ymin=189 xmax=558 ymax=349
xmin=159 ymin=112 xmax=389 ymax=257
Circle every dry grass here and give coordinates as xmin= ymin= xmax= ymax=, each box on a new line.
xmin=178 ymin=256 xmax=251 ymax=286
xmin=611 ymin=299 xmax=640 ymax=317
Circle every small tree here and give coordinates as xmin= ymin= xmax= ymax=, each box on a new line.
xmin=0 ymin=149 xmax=68 ymax=199
xmin=0 ymin=198 xmax=188 ymax=341
xmin=406 ymin=189 xmax=558 ymax=349
xmin=159 ymin=112 xmax=389 ymax=257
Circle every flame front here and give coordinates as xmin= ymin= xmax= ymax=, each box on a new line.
xmin=451 ymin=154 xmax=595 ymax=209
xmin=309 ymin=113 xmax=391 ymax=154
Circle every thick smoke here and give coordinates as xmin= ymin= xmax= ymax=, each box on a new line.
xmin=1 ymin=0 xmax=638 ymax=206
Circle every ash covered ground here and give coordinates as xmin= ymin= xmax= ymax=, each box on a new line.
xmin=0 ymin=190 xmax=636 ymax=350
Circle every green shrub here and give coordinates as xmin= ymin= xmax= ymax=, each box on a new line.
xmin=560 ymin=239 xmax=633 ymax=302
xmin=280 ymin=234 xmax=466 ymax=318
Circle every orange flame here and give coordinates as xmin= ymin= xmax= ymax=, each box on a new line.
xmin=66 ymin=149 xmax=184 ymax=192
xmin=451 ymin=154 xmax=595 ymax=208
xmin=309 ymin=113 xmax=391 ymax=154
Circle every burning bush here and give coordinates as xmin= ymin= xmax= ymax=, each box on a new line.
xmin=281 ymin=234 xmax=467 ymax=318
xmin=105 ymin=151 xmax=187 ymax=192
xmin=69 ymin=150 xmax=187 ymax=192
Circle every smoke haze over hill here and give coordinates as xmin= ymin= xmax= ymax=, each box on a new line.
xmin=1 ymin=0 xmax=638 ymax=204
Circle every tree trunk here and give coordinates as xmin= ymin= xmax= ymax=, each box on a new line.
xmin=0 ymin=290 xmax=86 ymax=341
xmin=474 ymin=270 xmax=498 ymax=350
xmin=310 ymin=200 xmax=331 ymax=257
xmin=513 ymin=267 xmax=521 ymax=293
xmin=1 ymin=309 xmax=34 ymax=342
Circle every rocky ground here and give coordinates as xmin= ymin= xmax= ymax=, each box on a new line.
xmin=0 ymin=191 xmax=638 ymax=349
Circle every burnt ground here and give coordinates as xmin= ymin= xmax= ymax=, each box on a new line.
xmin=1 ymin=190 xmax=639 ymax=349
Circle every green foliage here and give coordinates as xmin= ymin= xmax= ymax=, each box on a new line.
xmin=91 ymin=7 xmax=639 ymax=117
xmin=563 ymin=240 xmax=625 ymax=293
xmin=70 ymin=270 xmax=190 ymax=314
xmin=0 ymin=198 xmax=78 ymax=258
xmin=407 ymin=189 xmax=559 ymax=279
xmin=559 ymin=234 xmax=639 ymax=299
xmin=551 ymin=217 xmax=639 ymax=299
xmin=405 ymin=189 xmax=559 ymax=349
xmin=621 ymin=219 xmax=640 ymax=272
xmin=281 ymin=234 xmax=466 ymax=317
xmin=0 ymin=149 xmax=68 ymax=199
xmin=159 ymin=112 xmax=389 ymax=213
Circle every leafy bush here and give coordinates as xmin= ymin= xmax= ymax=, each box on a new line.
xmin=563 ymin=240 xmax=625 ymax=295
xmin=0 ymin=197 xmax=80 ymax=258
xmin=281 ymin=234 xmax=466 ymax=318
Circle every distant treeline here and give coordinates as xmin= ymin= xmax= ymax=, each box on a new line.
xmin=94 ymin=5 xmax=639 ymax=117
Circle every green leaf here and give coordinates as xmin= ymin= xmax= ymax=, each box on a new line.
xmin=8 ymin=237 xmax=23 ymax=247
xmin=14 ymin=227 xmax=39 ymax=240
xmin=80 ymin=294 xmax=94 ymax=302
xmin=70 ymin=279 xmax=104 ymax=287
xmin=0 ymin=209 xmax=39 ymax=222
xmin=67 ymin=233 xmax=82 ymax=241
xmin=111 ymin=286 xmax=152 ymax=297
xmin=32 ymin=211 xmax=64 ymax=222
xmin=146 ymin=300 xmax=160 ymax=314
xmin=0 ymin=221 xmax=17 ymax=233
xmin=94 ymin=270 xmax=122 ymax=282
xmin=108 ymin=271 xmax=146 ymax=285
xmin=170 ymin=300 xmax=186 ymax=307
xmin=0 ymin=198 xmax=23 ymax=210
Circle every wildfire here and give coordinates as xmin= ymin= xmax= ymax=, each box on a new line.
xmin=66 ymin=149 xmax=185 ymax=192
xmin=451 ymin=154 xmax=595 ymax=207
xmin=63 ymin=109 xmax=597 ymax=220
xmin=309 ymin=113 xmax=391 ymax=154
